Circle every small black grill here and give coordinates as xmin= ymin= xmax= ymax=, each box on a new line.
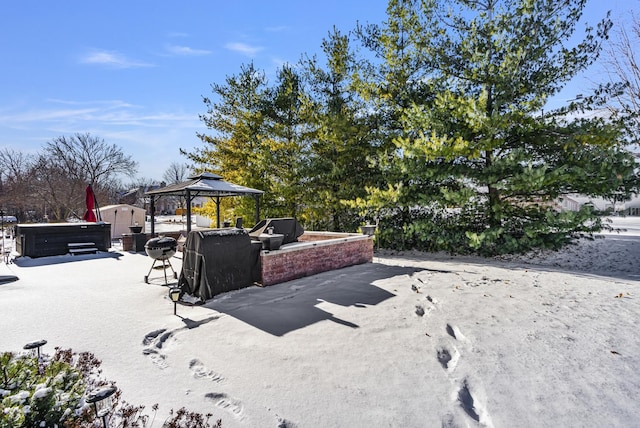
xmin=145 ymin=236 xmax=177 ymax=260
xmin=144 ymin=236 xmax=178 ymax=285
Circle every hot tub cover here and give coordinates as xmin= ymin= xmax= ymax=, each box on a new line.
xmin=177 ymin=228 xmax=261 ymax=301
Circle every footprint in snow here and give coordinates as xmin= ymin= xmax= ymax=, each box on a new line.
xmin=446 ymin=324 xmax=466 ymax=342
xmin=142 ymin=329 xmax=166 ymax=346
xmin=277 ymin=417 xmax=298 ymax=428
xmin=189 ymin=358 xmax=224 ymax=383
xmin=456 ymin=379 xmax=493 ymax=427
xmin=143 ymin=328 xmax=175 ymax=349
xmin=458 ymin=380 xmax=480 ymax=422
xmin=142 ymin=329 xmax=176 ymax=369
xmin=440 ymin=412 xmax=462 ymax=428
xmin=205 ymin=392 xmax=244 ymax=419
xmin=142 ymin=348 xmax=168 ymax=369
xmin=438 ymin=326 xmax=491 ymax=426
xmin=437 ymin=346 xmax=460 ymax=372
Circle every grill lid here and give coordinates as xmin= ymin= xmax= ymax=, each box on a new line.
xmin=145 ymin=236 xmax=178 ymax=260
xmin=145 ymin=236 xmax=177 ymax=249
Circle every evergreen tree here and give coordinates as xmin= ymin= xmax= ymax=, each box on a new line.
xmin=357 ymin=0 xmax=639 ymax=254
xmin=302 ymin=28 xmax=383 ymax=231
xmin=262 ymin=65 xmax=308 ymax=219
xmin=186 ymin=63 xmax=272 ymax=224
xmin=188 ymin=63 xmax=311 ymax=224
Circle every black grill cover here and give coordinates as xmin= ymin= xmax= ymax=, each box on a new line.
xmin=248 ymin=218 xmax=304 ymax=245
xmin=178 ymin=228 xmax=261 ymax=301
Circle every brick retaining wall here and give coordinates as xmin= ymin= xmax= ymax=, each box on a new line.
xmin=260 ymin=233 xmax=373 ymax=286
xmin=123 ymin=230 xmax=373 ymax=288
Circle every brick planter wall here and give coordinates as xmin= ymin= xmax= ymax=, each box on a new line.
xmin=260 ymin=233 xmax=373 ymax=286
xmin=297 ymin=231 xmax=359 ymax=242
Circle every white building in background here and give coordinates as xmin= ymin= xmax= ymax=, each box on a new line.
xmin=624 ymin=198 xmax=640 ymax=216
xmin=558 ymin=194 xmax=640 ymax=216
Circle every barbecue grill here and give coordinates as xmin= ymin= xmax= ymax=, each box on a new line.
xmin=144 ymin=236 xmax=178 ymax=285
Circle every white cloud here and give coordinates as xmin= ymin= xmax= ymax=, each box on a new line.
xmin=224 ymin=42 xmax=263 ymax=57
xmin=46 ymin=99 xmax=136 ymax=109
xmin=265 ymin=25 xmax=288 ymax=32
xmin=167 ymin=31 xmax=189 ymax=38
xmin=0 ymin=99 xmax=204 ymax=179
xmin=0 ymin=99 xmax=200 ymax=130
xmin=80 ymin=49 xmax=154 ymax=69
xmin=270 ymin=56 xmax=294 ymax=69
xmin=166 ymin=45 xmax=211 ymax=56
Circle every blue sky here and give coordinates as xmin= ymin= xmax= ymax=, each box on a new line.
xmin=0 ymin=0 xmax=630 ymax=182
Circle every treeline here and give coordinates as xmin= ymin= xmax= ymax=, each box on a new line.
xmin=183 ymin=31 xmax=385 ymax=234
xmin=0 ymin=133 xmax=137 ymax=222
xmin=184 ymin=0 xmax=639 ymax=255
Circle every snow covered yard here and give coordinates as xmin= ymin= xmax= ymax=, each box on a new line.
xmin=1 ymin=218 xmax=639 ymax=427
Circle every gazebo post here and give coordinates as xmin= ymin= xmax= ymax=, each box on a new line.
xmin=150 ymin=196 xmax=155 ymax=236
xmin=186 ymin=189 xmax=192 ymax=233
xmin=216 ymin=196 xmax=221 ymax=228
xmin=254 ymin=194 xmax=260 ymax=225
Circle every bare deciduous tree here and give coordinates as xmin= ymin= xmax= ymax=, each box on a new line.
xmin=605 ymin=12 xmax=640 ymax=122
xmin=162 ymin=162 xmax=190 ymax=185
xmin=44 ymin=133 xmax=138 ymax=186
xmin=32 ymin=153 xmax=85 ymax=221
xmin=0 ymin=148 xmax=33 ymax=181
xmin=0 ymin=135 xmax=137 ymax=221
xmin=160 ymin=162 xmax=191 ymax=213
xmin=0 ymin=148 xmax=36 ymax=220
xmin=34 ymin=133 xmax=139 ymax=220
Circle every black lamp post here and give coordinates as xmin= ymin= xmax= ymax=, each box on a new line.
xmin=1 ymin=209 xmax=4 ymax=259
xmin=169 ymin=287 xmax=181 ymax=315
xmin=86 ymin=385 xmax=117 ymax=428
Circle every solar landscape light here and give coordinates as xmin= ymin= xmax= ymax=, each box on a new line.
xmin=169 ymin=287 xmax=181 ymax=315
xmin=23 ymin=339 xmax=47 ymax=359
xmin=86 ymin=385 xmax=117 ymax=428
xmin=360 ymin=225 xmax=377 ymax=236
xmin=23 ymin=339 xmax=47 ymax=373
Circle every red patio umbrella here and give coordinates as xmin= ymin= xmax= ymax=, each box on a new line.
xmin=83 ymin=184 xmax=99 ymax=222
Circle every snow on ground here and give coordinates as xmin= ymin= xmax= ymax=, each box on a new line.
xmin=1 ymin=218 xmax=639 ymax=427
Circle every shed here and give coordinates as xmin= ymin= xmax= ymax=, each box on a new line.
xmin=99 ymin=204 xmax=147 ymax=239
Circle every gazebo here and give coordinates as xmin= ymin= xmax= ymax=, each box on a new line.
xmin=145 ymin=172 xmax=264 ymax=234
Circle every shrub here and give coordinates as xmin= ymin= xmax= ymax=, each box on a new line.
xmin=0 ymin=348 xmax=91 ymax=427
xmin=0 ymin=347 xmax=222 ymax=427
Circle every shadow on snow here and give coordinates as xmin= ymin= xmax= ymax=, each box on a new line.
xmin=202 ymin=263 xmax=421 ymax=336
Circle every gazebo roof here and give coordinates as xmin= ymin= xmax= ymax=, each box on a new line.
xmin=145 ymin=173 xmax=264 ymax=233
xmin=145 ymin=172 xmax=264 ymax=198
